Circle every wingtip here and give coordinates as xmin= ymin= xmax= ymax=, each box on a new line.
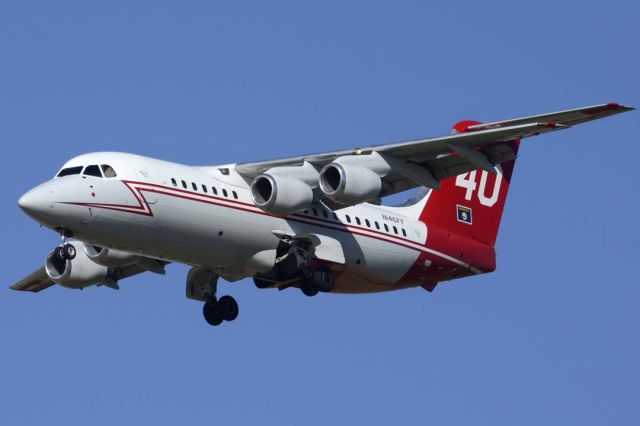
xmin=608 ymin=102 xmax=635 ymax=111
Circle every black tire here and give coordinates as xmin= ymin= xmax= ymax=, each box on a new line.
xmin=313 ymin=267 xmax=335 ymax=292
xmin=217 ymin=295 xmax=239 ymax=322
xmin=63 ymin=243 xmax=76 ymax=260
xmin=299 ymin=264 xmax=313 ymax=280
xmin=203 ymin=300 xmax=223 ymax=326
xmin=300 ymin=278 xmax=319 ymax=297
xmin=55 ymin=246 xmax=67 ymax=262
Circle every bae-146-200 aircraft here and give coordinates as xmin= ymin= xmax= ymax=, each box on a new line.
xmin=12 ymin=103 xmax=633 ymax=326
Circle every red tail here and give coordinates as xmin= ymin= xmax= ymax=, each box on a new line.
xmin=419 ymin=120 xmax=519 ymax=247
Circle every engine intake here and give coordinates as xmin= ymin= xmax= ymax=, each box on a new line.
xmin=45 ymin=241 xmax=110 ymax=289
xmin=251 ymin=174 xmax=313 ymax=215
xmin=319 ymin=163 xmax=382 ymax=204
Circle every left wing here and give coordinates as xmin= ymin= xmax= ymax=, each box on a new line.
xmin=235 ymin=102 xmax=633 ymax=197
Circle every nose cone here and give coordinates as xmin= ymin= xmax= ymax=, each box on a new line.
xmin=18 ymin=185 xmax=51 ymax=219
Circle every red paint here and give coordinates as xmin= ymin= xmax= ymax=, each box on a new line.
xmin=451 ymin=120 xmax=482 ymax=134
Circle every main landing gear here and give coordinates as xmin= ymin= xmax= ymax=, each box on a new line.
xmin=289 ymin=239 xmax=335 ymax=297
xmin=203 ymin=295 xmax=239 ymax=326
xmin=298 ymin=266 xmax=335 ymax=297
xmin=186 ymin=267 xmax=239 ymax=327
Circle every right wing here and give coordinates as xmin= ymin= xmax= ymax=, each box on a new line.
xmin=10 ymin=268 xmax=54 ymax=292
xmin=11 ymin=261 xmax=168 ymax=293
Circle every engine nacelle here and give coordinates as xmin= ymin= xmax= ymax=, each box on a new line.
xmin=319 ymin=162 xmax=382 ymax=204
xmin=45 ymin=241 xmax=110 ymax=289
xmin=83 ymin=244 xmax=141 ymax=267
xmin=251 ymin=174 xmax=313 ymax=215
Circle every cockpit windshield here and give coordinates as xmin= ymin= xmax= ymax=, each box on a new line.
xmin=56 ymin=166 xmax=83 ymax=177
xmin=101 ymin=165 xmax=117 ymax=178
xmin=56 ymin=164 xmax=117 ymax=178
xmin=83 ymin=165 xmax=102 ymax=177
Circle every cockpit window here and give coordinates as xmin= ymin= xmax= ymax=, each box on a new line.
xmin=83 ymin=165 xmax=103 ymax=177
xmin=101 ymin=165 xmax=117 ymax=178
xmin=56 ymin=166 xmax=83 ymax=177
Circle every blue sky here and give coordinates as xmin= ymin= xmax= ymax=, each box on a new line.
xmin=1 ymin=1 xmax=638 ymax=425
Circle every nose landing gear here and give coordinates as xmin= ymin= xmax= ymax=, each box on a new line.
xmin=53 ymin=230 xmax=76 ymax=261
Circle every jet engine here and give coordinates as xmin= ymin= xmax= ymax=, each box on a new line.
xmin=45 ymin=241 xmax=111 ymax=289
xmin=83 ymin=244 xmax=141 ymax=267
xmin=319 ymin=162 xmax=382 ymax=204
xmin=251 ymin=174 xmax=314 ymax=215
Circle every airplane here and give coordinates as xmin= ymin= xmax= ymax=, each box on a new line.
xmin=12 ymin=103 xmax=633 ymax=326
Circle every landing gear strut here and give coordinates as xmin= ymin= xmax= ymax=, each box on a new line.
xmin=186 ymin=267 xmax=239 ymax=327
xmin=287 ymin=239 xmax=335 ymax=297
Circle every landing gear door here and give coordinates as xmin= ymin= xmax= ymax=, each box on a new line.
xmin=295 ymin=233 xmax=345 ymax=265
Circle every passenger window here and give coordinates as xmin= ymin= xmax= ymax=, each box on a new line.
xmin=312 ymin=208 xmax=318 ymax=216
xmin=304 ymin=209 xmax=309 ymax=215
xmin=384 ymin=224 xmax=389 ymax=232
xmin=56 ymin=166 xmax=83 ymax=177
xmin=171 ymin=178 xmax=177 ymax=187
xmin=202 ymin=185 xmax=208 ymax=193
xmin=101 ymin=165 xmax=117 ymax=178
xmin=182 ymin=180 xmax=187 ymax=189
xmin=83 ymin=165 xmax=102 ymax=177
xmin=212 ymin=186 xmax=218 ymax=195
xmin=322 ymin=210 xmax=328 ymax=219
xmin=365 ymin=219 xmax=371 ymax=227
xmin=346 ymin=215 xmax=351 ymax=223
xmin=192 ymin=182 xmax=197 ymax=191
xmin=393 ymin=226 xmax=398 ymax=235
xmin=222 ymin=189 xmax=228 ymax=197
xmin=355 ymin=217 xmax=361 ymax=225
xmin=332 ymin=213 xmax=338 ymax=221
xmin=375 ymin=222 xmax=380 ymax=230
xmin=402 ymin=228 xmax=407 ymax=237
xmin=232 ymin=191 xmax=238 ymax=199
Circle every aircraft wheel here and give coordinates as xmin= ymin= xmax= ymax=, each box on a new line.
xmin=217 ymin=295 xmax=239 ymax=322
xmin=203 ymin=300 xmax=223 ymax=326
xmin=300 ymin=278 xmax=319 ymax=297
xmin=55 ymin=246 xmax=67 ymax=262
xmin=62 ymin=243 xmax=76 ymax=260
xmin=313 ymin=267 xmax=334 ymax=292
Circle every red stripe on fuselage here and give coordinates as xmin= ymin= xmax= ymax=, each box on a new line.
xmin=67 ymin=180 xmax=488 ymax=285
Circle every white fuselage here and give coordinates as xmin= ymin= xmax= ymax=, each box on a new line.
xmin=20 ymin=152 xmax=478 ymax=293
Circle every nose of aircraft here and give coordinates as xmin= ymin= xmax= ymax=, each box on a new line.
xmin=18 ymin=185 xmax=51 ymax=218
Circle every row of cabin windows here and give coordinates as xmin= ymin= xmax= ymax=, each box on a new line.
xmin=301 ymin=207 xmax=407 ymax=237
xmin=170 ymin=178 xmax=238 ymax=200
xmin=167 ymin=177 xmax=406 ymax=238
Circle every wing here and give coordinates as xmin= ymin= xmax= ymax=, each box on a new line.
xmin=235 ymin=102 xmax=633 ymax=197
xmin=10 ymin=261 xmax=168 ymax=292
xmin=10 ymin=267 xmax=54 ymax=292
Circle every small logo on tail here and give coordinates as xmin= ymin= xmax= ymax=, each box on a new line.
xmin=456 ymin=205 xmax=473 ymax=224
